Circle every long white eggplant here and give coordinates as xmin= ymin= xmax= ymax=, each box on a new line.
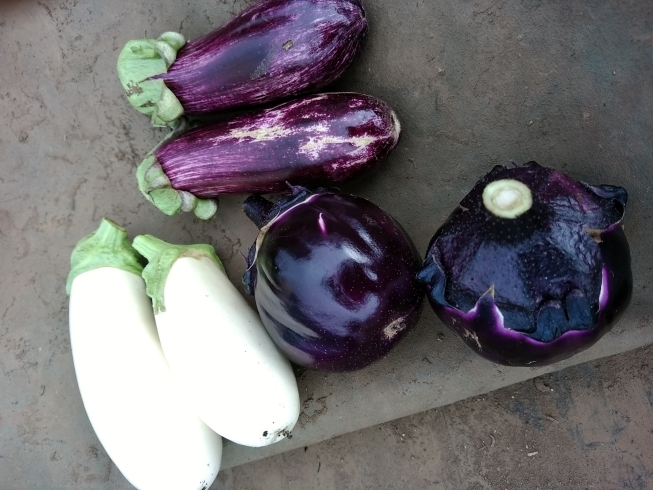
xmin=66 ymin=219 xmax=223 ymax=490
xmin=131 ymin=235 xmax=300 ymax=447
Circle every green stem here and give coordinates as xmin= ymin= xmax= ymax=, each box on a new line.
xmin=132 ymin=234 xmax=224 ymax=313
xmin=116 ymin=31 xmax=186 ymax=127
xmin=136 ymin=152 xmax=219 ymax=219
xmin=66 ymin=218 xmax=144 ymax=295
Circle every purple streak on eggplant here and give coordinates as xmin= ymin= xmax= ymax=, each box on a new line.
xmin=417 ymin=162 xmax=632 ymax=367
xmin=242 ymin=187 xmax=424 ymax=372
xmin=150 ymin=92 xmax=399 ymax=200
xmin=158 ymin=0 xmax=367 ymax=115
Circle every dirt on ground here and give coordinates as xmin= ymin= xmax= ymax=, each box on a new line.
xmin=215 ymin=344 xmax=653 ymax=489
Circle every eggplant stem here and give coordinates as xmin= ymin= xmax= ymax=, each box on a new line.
xmin=482 ymin=179 xmax=533 ymax=219
xmin=136 ymin=153 xmax=218 ymax=219
xmin=117 ymin=32 xmax=186 ymax=127
xmin=243 ymin=195 xmax=274 ymax=229
xmin=66 ymin=218 xmax=143 ymax=295
xmin=132 ymin=234 xmax=224 ymax=313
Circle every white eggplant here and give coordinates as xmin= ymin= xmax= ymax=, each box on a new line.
xmin=132 ymin=235 xmax=300 ymax=447
xmin=66 ymin=219 xmax=222 ymax=490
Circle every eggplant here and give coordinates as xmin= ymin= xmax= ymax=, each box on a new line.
xmin=417 ymin=161 xmax=632 ymax=367
xmin=131 ymin=235 xmax=300 ymax=448
xmin=242 ymin=186 xmax=425 ymax=372
xmin=138 ymin=93 xmax=401 ymax=219
xmin=117 ymin=0 xmax=368 ymax=127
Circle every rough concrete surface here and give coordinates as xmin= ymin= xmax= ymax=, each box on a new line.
xmin=0 ymin=0 xmax=652 ymax=488
xmin=217 ymin=344 xmax=653 ymax=490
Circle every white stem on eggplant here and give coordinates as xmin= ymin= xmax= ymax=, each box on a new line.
xmin=132 ymin=235 xmax=301 ymax=448
xmin=67 ymin=219 xmax=222 ymax=490
xmin=482 ymin=178 xmax=533 ymax=219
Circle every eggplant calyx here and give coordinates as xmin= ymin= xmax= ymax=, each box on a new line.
xmin=416 ymin=251 xmax=451 ymax=307
xmin=66 ymin=218 xmax=144 ymax=295
xmin=132 ymin=234 xmax=224 ymax=313
xmin=136 ymin=154 xmax=218 ymax=219
xmin=117 ymin=32 xmax=186 ymax=127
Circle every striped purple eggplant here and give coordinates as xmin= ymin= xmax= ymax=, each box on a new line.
xmin=117 ymin=0 xmax=368 ymax=127
xmin=137 ymin=92 xmax=401 ymax=219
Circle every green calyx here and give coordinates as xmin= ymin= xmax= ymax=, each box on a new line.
xmin=132 ymin=234 xmax=225 ymax=313
xmin=137 ymin=153 xmax=218 ymax=219
xmin=66 ymin=218 xmax=144 ymax=295
xmin=117 ymin=31 xmax=186 ymax=127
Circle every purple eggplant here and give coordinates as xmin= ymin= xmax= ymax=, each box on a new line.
xmin=117 ymin=0 xmax=368 ymax=127
xmin=417 ymin=161 xmax=632 ymax=367
xmin=242 ymin=187 xmax=425 ymax=372
xmin=137 ymin=93 xmax=401 ymax=219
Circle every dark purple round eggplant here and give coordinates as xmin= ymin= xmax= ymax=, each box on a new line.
xmin=117 ymin=0 xmax=368 ymax=127
xmin=242 ymin=187 xmax=425 ymax=372
xmin=137 ymin=93 xmax=401 ymax=219
xmin=417 ymin=161 xmax=632 ymax=367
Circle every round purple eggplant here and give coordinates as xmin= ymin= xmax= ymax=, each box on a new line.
xmin=117 ymin=0 xmax=368 ymax=127
xmin=137 ymin=93 xmax=401 ymax=219
xmin=242 ymin=187 xmax=425 ymax=372
xmin=417 ymin=161 xmax=632 ymax=366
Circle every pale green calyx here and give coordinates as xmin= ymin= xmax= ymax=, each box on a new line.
xmin=132 ymin=234 xmax=225 ymax=313
xmin=66 ymin=218 xmax=144 ymax=295
xmin=117 ymin=31 xmax=186 ymax=127
xmin=137 ymin=153 xmax=218 ymax=219
xmin=482 ymin=179 xmax=533 ymax=219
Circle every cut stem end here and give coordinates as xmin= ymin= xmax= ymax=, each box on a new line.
xmin=482 ymin=179 xmax=533 ymax=219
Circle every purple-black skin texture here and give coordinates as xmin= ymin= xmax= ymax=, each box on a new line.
xmin=154 ymin=93 xmax=400 ymax=197
xmin=242 ymin=188 xmax=425 ymax=372
xmin=417 ymin=162 xmax=632 ymax=367
xmin=159 ymin=0 xmax=368 ymax=113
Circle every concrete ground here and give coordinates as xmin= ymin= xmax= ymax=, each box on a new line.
xmin=216 ymin=344 xmax=653 ymax=490
xmin=1 ymin=0 xmax=652 ymax=488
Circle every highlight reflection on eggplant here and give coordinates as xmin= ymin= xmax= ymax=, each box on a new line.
xmin=243 ymin=187 xmax=425 ymax=372
xmin=417 ymin=162 xmax=632 ymax=367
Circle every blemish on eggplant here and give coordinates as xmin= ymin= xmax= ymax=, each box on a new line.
xmin=125 ymin=82 xmax=143 ymax=96
xmin=283 ymin=40 xmax=294 ymax=50
xmin=463 ymin=329 xmax=482 ymax=351
xmin=383 ymin=318 xmax=407 ymax=340
xmin=262 ymin=430 xmax=268 ymax=437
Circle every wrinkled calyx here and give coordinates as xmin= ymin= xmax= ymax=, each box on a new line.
xmin=116 ymin=32 xmax=186 ymax=127
xmin=418 ymin=161 xmax=629 ymax=344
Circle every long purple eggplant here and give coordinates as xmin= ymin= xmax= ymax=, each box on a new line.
xmin=137 ymin=92 xmax=401 ymax=219
xmin=117 ymin=0 xmax=368 ymax=127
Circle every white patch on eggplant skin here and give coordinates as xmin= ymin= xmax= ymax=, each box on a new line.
xmin=229 ymin=124 xmax=293 ymax=142
xmin=298 ymin=135 xmax=378 ymax=159
xmin=462 ymin=329 xmax=482 ymax=351
xmin=383 ymin=318 xmax=408 ymax=340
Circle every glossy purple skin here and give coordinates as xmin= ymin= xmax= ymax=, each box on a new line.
xmin=417 ymin=162 xmax=632 ymax=366
xmin=242 ymin=188 xmax=425 ymax=372
xmin=159 ymin=0 xmax=368 ymax=114
xmin=154 ymin=93 xmax=400 ymax=197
